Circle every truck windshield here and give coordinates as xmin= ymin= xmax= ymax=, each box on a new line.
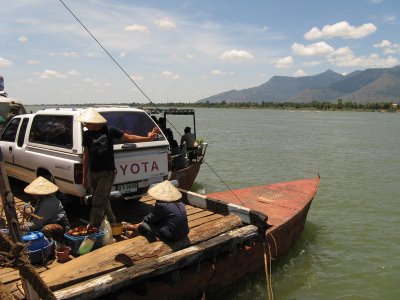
xmin=100 ymin=111 xmax=165 ymax=142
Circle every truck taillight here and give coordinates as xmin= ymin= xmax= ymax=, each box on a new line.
xmin=74 ymin=163 xmax=83 ymax=184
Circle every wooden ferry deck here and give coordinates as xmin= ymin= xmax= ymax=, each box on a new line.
xmin=0 ymin=179 xmax=229 ymax=299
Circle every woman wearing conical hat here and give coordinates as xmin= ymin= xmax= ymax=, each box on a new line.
xmin=22 ymin=176 xmax=70 ymax=241
xmin=77 ymin=107 xmax=159 ymax=228
xmin=124 ymin=180 xmax=189 ymax=242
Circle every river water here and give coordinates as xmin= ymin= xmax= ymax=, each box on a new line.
xmin=167 ymin=108 xmax=399 ymax=300
xmin=26 ymin=106 xmax=399 ymax=299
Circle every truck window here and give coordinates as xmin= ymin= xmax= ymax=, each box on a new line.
xmin=1 ymin=118 xmax=20 ymax=142
xmin=17 ymin=118 xmax=29 ymax=147
xmin=29 ymin=115 xmax=73 ymax=148
xmin=100 ymin=111 xmax=165 ymax=142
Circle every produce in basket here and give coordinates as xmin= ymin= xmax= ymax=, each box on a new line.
xmin=67 ymin=226 xmax=99 ymax=236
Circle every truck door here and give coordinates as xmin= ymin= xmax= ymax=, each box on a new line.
xmin=0 ymin=118 xmax=21 ymax=178
xmin=12 ymin=117 xmax=35 ymax=182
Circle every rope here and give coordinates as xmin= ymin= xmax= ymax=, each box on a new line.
xmin=267 ymin=231 xmax=278 ymax=257
xmin=56 ymin=0 xmax=248 ymax=204
xmin=0 ymin=232 xmax=56 ymax=299
xmin=57 ymin=0 xmax=180 ymax=135
xmin=263 ymin=242 xmax=274 ymax=300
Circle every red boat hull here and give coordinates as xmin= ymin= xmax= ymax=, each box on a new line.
xmin=171 ymin=159 xmax=203 ymax=190
xmin=106 ymin=176 xmax=320 ymax=299
xmin=207 ymin=176 xmax=320 ymax=258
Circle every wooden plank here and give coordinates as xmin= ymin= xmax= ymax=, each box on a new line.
xmin=3 ymin=281 xmax=24 ymax=300
xmin=188 ymin=214 xmax=224 ymax=228
xmin=53 ymin=225 xmax=258 ymax=300
xmin=0 ymin=269 xmax=20 ymax=284
xmin=115 ymin=214 xmax=243 ymax=266
xmin=4 ymin=281 xmax=19 ymax=293
xmin=41 ymin=214 xmax=243 ymax=291
xmin=187 ymin=210 xmax=214 ymax=222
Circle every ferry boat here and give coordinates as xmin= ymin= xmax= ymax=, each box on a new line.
xmin=0 ymin=173 xmax=319 ymax=299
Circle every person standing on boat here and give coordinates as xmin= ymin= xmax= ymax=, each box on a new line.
xmin=158 ymin=116 xmax=174 ymax=144
xmin=180 ymin=126 xmax=197 ymax=148
xmin=22 ymin=176 xmax=70 ymax=242
xmin=180 ymin=126 xmax=198 ymax=161
xmin=78 ymin=107 xmax=159 ymax=228
xmin=124 ymin=180 xmax=189 ymax=242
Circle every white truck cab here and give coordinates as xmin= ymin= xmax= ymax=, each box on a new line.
xmin=0 ymin=107 xmax=170 ymax=199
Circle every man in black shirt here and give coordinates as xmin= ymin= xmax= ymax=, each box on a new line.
xmin=78 ymin=108 xmax=159 ymax=228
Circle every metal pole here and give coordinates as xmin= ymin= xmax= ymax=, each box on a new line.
xmin=0 ymin=149 xmax=21 ymax=243
xmin=192 ymin=111 xmax=197 ymax=140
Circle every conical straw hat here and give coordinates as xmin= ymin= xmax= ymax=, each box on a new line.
xmin=76 ymin=107 xmax=107 ymax=124
xmin=148 ymin=180 xmax=182 ymax=202
xmin=24 ymin=176 xmax=59 ymax=195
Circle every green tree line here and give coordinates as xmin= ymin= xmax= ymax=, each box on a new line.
xmin=137 ymin=99 xmax=398 ymax=112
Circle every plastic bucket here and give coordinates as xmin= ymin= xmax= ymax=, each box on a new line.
xmin=111 ymin=223 xmax=123 ymax=236
xmin=56 ymin=246 xmax=71 ymax=262
xmin=22 ymin=231 xmax=45 ymax=251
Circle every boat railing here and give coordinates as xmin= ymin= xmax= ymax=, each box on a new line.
xmin=196 ymin=142 xmax=208 ymax=158
xmin=180 ymin=188 xmax=269 ymax=237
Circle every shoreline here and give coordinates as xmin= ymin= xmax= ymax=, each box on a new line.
xmin=25 ymin=103 xmax=398 ymax=113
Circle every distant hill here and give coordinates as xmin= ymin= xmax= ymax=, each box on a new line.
xmin=197 ymin=66 xmax=400 ymax=104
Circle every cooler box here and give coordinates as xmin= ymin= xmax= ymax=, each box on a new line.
xmin=64 ymin=231 xmax=104 ymax=256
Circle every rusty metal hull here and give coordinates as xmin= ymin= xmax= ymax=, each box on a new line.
xmin=207 ymin=176 xmax=320 ymax=258
xmin=100 ymin=176 xmax=320 ymax=300
xmin=1 ymin=176 xmax=319 ymax=300
xmin=171 ymin=159 xmax=203 ymax=190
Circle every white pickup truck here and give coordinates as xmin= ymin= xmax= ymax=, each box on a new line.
xmin=0 ymin=107 xmax=171 ymax=199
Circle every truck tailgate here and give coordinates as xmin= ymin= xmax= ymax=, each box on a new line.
xmin=114 ymin=148 xmax=169 ymax=184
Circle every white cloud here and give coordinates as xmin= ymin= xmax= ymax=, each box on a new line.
xmin=124 ymin=24 xmax=150 ymax=33
xmin=0 ymin=58 xmax=13 ymax=67
xmin=304 ymin=60 xmax=322 ymax=66
xmin=369 ymin=0 xmax=384 ymax=3
xmin=154 ymin=18 xmax=176 ymax=30
xmin=68 ymin=70 xmax=80 ymax=76
xmin=211 ymin=70 xmax=234 ymax=75
xmin=373 ymin=39 xmax=400 ymax=54
xmin=383 ymin=48 xmax=398 ymax=54
xmin=383 ymin=15 xmax=396 ymax=23
xmin=328 ymin=47 xmax=398 ymax=68
xmin=333 ymin=46 xmax=353 ymax=56
xmin=130 ymin=74 xmax=143 ymax=81
xmin=39 ymin=70 xmax=68 ymax=79
xmin=261 ymin=26 xmax=269 ymax=31
xmin=27 ymin=60 xmax=40 ymax=65
xmin=304 ymin=21 xmax=377 ymax=40
xmin=293 ymin=69 xmax=306 ymax=77
xmin=292 ymin=42 xmax=335 ymax=56
xmin=374 ymin=40 xmax=392 ymax=48
xmin=50 ymin=52 xmax=79 ymax=58
xmin=18 ymin=36 xmax=28 ymax=43
xmin=220 ymin=50 xmax=254 ymax=61
xmin=275 ymin=56 xmax=293 ymax=68
xmin=119 ymin=52 xmax=126 ymax=58
xmin=161 ymin=71 xmax=179 ymax=80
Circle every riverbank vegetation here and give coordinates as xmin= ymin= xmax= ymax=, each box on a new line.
xmin=29 ymin=100 xmax=398 ymax=112
xmin=139 ymin=99 xmax=398 ymax=112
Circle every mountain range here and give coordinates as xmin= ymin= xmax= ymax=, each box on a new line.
xmin=197 ymin=65 xmax=400 ymax=104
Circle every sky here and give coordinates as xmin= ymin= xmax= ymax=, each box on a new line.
xmin=1 ymin=0 xmax=400 ymax=105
